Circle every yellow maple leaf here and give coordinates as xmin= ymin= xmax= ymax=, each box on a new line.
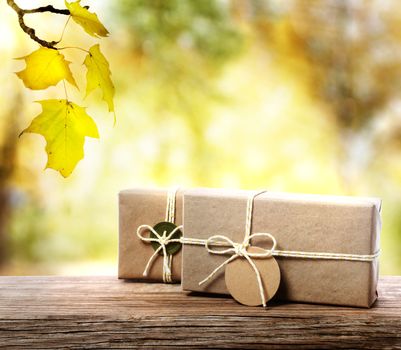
xmin=65 ymin=0 xmax=109 ymax=38
xmin=84 ymin=44 xmax=115 ymax=116
xmin=16 ymin=47 xmax=77 ymax=90
xmin=21 ymin=99 xmax=99 ymax=177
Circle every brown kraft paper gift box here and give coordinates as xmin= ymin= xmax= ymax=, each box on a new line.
xmin=118 ymin=188 xmax=184 ymax=282
xmin=182 ymin=188 xmax=381 ymax=307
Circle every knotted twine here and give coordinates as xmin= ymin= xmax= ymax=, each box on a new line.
xmin=180 ymin=190 xmax=380 ymax=306
xmin=136 ymin=187 xmax=182 ymax=283
xmin=137 ymin=188 xmax=380 ymax=301
xmin=182 ymin=190 xmax=275 ymax=306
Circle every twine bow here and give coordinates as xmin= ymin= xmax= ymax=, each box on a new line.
xmin=192 ymin=190 xmax=275 ymax=307
xmin=182 ymin=190 xmax=380 ymax=306
xmin=198 ymin=232 xmax=277 ymax=307
xmin=137 ymin=224 xmax=183 ymax=283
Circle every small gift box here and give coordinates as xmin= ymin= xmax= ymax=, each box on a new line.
xmin=181 ymin=188 xmax=381 ymax=307
xmin=118 ymin=188 xmax=184 ymax=283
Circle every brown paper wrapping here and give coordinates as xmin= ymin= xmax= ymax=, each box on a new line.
xmin=118 ymin=188 xmax=184 ymax=282
xmin=182 ymin=188 xmax=381 ymax=307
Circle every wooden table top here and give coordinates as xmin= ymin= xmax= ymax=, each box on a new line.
xmin=0 ymin=275 xmax=400 ymax=349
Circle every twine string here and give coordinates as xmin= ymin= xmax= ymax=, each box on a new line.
xmin=197 ymin=231 xmax=277 ymax=307
xmin=165 ymin=187 xmax=177 ymax=223
xmin=136 ymin=223 xmax=183 ymax=282
xmin=136 ymin=187 xmax=381 ymax=290
xmin=180 ymin=190 xmax=380 ymax=306
xmin=181 ymin=236 xmax=380 ymax=262
xmin=195 ymin=190 xmax=272 ymax=306
xmin=136 ymin=187 xmax=180 ymax=283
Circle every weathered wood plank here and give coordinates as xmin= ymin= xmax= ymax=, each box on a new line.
xmin=0 ymin=276 xmax=400 ymax=349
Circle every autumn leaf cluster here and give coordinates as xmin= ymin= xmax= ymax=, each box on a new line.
xmin=16 ymin=0 xmax=115 ymax=177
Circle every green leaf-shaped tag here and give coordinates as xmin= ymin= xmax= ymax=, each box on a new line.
xmin=150 ymin=222 xmax=182 ymax=256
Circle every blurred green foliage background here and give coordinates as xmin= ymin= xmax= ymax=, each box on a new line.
xmin=0 ymin=0 xmax=400 ymax=275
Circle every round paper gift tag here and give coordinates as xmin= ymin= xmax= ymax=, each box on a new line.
xmin=225 ymin=246 xmax=280 ymax=306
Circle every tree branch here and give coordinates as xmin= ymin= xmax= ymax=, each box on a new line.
xmin=23 ymin=5 xmax=70 ymax=15
xmin=6 ymin=0 xmax=77 ymax=49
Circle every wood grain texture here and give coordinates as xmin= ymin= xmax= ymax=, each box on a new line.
xmin=0 ymin=276 xmax=400 ymax=349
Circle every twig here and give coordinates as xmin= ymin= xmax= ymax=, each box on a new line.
xmin=23 ymin=5 xmax=70 ymax=15
xmin=6 ymin=0 xmax=88 ymax=49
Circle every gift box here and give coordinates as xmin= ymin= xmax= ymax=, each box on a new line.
xmin=182 ymin=188 xmax=381 ymax=307
xmin=118 ymin=188 xmax=184 ymax=282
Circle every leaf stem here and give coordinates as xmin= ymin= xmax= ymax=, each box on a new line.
xmin=63 ymin=80 xmax=69 ymax=101
xmin=57 ymin=16 xmax=72 ymax=44
xmin=58 ymin=46 xmax=90 ymax=54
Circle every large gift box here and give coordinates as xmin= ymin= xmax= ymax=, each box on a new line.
xmin=182 ymin=188 xmax=381 ymax=307
xmin=118 ymin=188 xmax=184 ymax=282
